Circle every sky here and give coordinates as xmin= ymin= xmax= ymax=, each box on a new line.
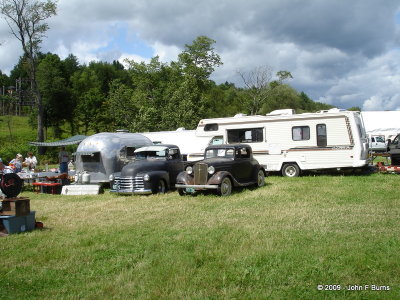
xmin=1 ymin=0 xmax=400 ymax=111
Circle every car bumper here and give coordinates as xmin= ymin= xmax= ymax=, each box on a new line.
xmin=110 ymin=188 xmax=152 ymax=195
xmin=175 ymin=184 xmax=218 ymax=190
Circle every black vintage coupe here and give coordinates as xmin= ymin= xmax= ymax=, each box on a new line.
xmin=110 ymin=145 xmax=184 ymax=194
xmin=175 ymin=144 xmax=266 ymax=196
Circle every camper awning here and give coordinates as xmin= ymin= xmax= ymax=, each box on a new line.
xmin=29 ymin=135 xmax=87 ymax=147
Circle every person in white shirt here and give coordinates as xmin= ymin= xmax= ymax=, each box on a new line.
xmin=24 ymin=152 xmax=38 ymax=170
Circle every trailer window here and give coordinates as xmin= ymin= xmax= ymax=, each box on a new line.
xmin=317 ymin=124 xmax=327 ymax=147
xmin=204 ymin=123 xmax=218 ymax=131
xmin=126 ymin=147 xmax=136 ymax=157
xmin=81 ymin=152 xmax=100 ymax=163
xmin=292 ymin=126 xmax=310 ymax=141
xmin=227 ymin=128 xmax=263 ymax=143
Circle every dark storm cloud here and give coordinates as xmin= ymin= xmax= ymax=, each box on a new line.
xmin=1 ymin=0 xmax=400 ymax=110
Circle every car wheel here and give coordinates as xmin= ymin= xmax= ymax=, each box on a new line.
xmin=282 ymin=163 xmax=300 ymax=177
xmin=178 ymin=188 xmax=187 ymax=196
xmin=153 ymin=180 xmax=166 ymax=194
xmin=217 ymin=176 xmax=232 ymax=196
xmin=256 ymin=169 xmax=265 ymax=187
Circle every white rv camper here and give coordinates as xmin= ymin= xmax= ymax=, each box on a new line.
xmin=189 ymin=109 xmax=369 ymax=176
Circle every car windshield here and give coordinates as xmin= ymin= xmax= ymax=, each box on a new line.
xmin=205 ymin=148 xmax=234 ymax=159
xmin=135 ymin=150 xmax=167 ymax=160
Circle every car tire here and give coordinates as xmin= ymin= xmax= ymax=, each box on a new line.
xmin=153 ymin=179 xmax=166 ymax=194
xmin=178 ymin=188 xmax=187 ymax=196
xmin=255 ymin=169 xmax=265 ymax=187
xmin=282 ymin=163 xmax=300 ymax=177
xmin=217 ymin=176 xmax=232 ymax=196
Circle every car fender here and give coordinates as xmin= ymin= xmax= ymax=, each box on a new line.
xmin=176 ymin=171 xmax=194 ymax=185
xmin=207 ymin=171 xmax=239 ymax=186
xmin=145 ymin=171 xmax=170 ymax=188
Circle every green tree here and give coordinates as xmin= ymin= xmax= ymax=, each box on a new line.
xmin=36 ymin=53 xmax=70 ymax=138
xmin=1 ymin=0 xmax=57 ymax=148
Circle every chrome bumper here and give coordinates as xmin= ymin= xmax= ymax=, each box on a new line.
xmin=110 ymin=188 xmax=152 ymax=195
xmin=175 ymin=184 xmax=218 ymax=190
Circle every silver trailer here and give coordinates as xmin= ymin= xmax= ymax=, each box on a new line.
xmin=74 ymin=132 xmax=153 ymax=184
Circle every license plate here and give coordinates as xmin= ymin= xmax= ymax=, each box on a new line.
xmin=186 ymin=188 xmax=195 ymax=193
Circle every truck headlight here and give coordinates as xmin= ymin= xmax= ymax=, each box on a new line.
xmin=208 ymin=166 xmax=215 ymax=175
xmin=143 ymin=174 xmax=150 ymax=181
xmin=109 ymin=174 xmax=115 ymax=181
xmin=186 ymin=166 xmax=193 ymax=175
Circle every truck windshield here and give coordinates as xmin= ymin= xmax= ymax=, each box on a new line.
xmin=135 ymin=150 xmax=166 ymax=160
xmin=205 ymin=148 xmax=234 ymax=159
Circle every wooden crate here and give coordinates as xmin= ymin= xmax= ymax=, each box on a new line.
xmin=1 ymin=197 xmax=30 ymax=216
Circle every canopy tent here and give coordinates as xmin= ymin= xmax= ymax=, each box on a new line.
xmin=361 ymin=111 xmax=400 ymax=140
xmin=29 ymin=135 xmax=87 ymax=147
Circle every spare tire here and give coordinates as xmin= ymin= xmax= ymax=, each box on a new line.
xmin=0 ymin=173 xmax=23 ymax=198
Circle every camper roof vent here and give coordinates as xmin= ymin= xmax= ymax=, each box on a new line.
xmin=176 ymin=127 xmax=186 ymax=131
xmin=234 ymin=113 xmax=247 ymax=118
xmin=317 ymin=108 xmax=347 ymax=113
xmin=266 ymin=109 xmax=295 ymax=116
xmin=116 ymin=129 xmax=129 ymax=133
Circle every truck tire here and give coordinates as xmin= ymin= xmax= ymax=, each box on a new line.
xmin=153 ymin=179 xmax=166 ymax=194
xmin=282 ymin=163 xmax=300 ymax=177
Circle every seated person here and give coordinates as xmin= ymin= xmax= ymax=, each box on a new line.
xmin=24 ymin=152 xmax=38 ymax=170
xmin=9 ymin=154 xmax=23 ymax=173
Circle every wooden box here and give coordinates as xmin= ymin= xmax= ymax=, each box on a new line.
xmin=1 ymin=197 xmax=30 ymax=216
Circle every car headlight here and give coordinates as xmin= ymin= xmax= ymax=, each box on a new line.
xmin=186 ymin=166 xmax=193 ymax=175
xmin=143 ymin=174 xmax=150 ymax=181
xmin=208 ymin=166 xmax=215 ymax=175
xmin=109 ymin=174 xmax=115 ymax=181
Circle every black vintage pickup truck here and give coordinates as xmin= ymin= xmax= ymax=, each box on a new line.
xmin=110 ymin=144 xmax=184 ymax=194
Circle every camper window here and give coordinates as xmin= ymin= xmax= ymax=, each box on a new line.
xmin=126 ymin=147 xmax=136 ymax=157
xmin=209 ymin=136 xmax=223 ymax=145
xmin=227 ymin=128 xmax=263 ymax=143
xmin=81 ymin=152 xmax=100 ymax=163
xmin=292 ymin=126 xmax=310 ymax=141
xmin=317 ymin=124 xmax=327 ymax=147
xmin=204 ymin=123 xmax=219 ymax=131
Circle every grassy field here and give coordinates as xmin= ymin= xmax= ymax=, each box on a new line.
xmin=1 ymin=173 xmax=399 ymax=299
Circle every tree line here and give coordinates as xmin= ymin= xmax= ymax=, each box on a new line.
xmin=1 ymin=35 xmax=336 ymax=139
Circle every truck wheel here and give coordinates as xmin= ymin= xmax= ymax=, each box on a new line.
xmin=256 ymin=169 xmax=265 ymax=187
xmin=153 ymin=180 xmax=166 ymax=194
xmin=217 ymin=176 xmax=232 ymax=196
xmin=282 ymin=163 xmax=300 ymax=177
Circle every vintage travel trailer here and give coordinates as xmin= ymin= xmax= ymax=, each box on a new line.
xmin=190 ymin=108 xmax=369 ymax=176
xmin=147 ymin=109 xmax=368 ymax=176
xmin=74 ymin=132 xmax=153 ymax=184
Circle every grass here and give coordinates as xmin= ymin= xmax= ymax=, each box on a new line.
xmin=1 ymin=173 xmax=399 ymax=299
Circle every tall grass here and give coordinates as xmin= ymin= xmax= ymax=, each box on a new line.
xmin=1 ymin=173 xmax=399 ymax=299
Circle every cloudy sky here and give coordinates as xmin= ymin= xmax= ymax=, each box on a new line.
xmin=1 ymin=0 xmax=400 ymax=110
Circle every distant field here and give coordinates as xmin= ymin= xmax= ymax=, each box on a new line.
xmin=1 ymin=174 xmax=399 ymax=299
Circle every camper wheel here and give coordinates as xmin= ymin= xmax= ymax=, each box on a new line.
xmin=153 ymin=179 xmax=166 ymax=194
xmin=282 ymin=163 xmax=300 ymax=177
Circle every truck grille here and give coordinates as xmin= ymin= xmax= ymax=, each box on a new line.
xmin=194 ymin=163 xmax=208 ymax=185
xmin=114 ymin=176 xmax=144 ymax=191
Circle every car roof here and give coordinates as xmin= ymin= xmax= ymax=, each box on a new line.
xmin=135 ymin=144 xmax=179 ymax=153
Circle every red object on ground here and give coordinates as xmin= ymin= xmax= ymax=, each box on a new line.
xmin=32 ymin=182 xmax=61 ymax=194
